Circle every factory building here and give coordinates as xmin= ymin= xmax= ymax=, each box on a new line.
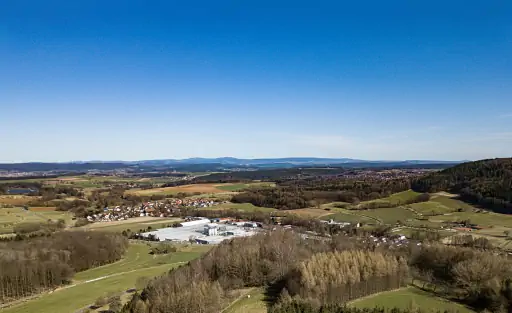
xmin=140 ymin=217 xmax=258 ymax=244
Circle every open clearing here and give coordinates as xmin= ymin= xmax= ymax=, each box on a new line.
xmin=350 ymin=287 xmax=474 ymax=313
xmin=223 ymin=288 xmax=267 ymax=313
xmin=3 ymin=243 xmax=211 ymax=313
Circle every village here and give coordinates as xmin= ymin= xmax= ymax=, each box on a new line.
xmin=86 ymin=198 xmax=220 ymax=223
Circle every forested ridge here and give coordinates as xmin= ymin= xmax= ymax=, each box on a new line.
xmin=412 ymin=158 xmax=512 ymax=213
xmin=232 ymin=178 xmax=411 ymax=210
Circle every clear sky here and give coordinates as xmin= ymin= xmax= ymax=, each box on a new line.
xmin=1 ymin=1 xmax=511 ymax=163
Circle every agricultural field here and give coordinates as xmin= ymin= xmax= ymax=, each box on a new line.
xmin=429 ymin=211 xmax=512 ymax=228
xmin=408 ymin=201 xmax=456 ymax=216
xmin=359 ymin=190 xmax=421 ymax=207
xmin=350 ymin=287 xmax=474 ymax=313
xmin=321 ymin=210 xmax=376 ymax=224
xmin=379 ymin=190 xmax=422 ymax=204
xmin=359 ymin=207 xmax=418 ymax=224
xmin=126 ymin=182 xmax=276 ymax=196
xmin=126 ymin=183 xmax=234 ymax=196
xmin=2 ymin=243 xmax=211 ymax=313
xmin=292 ymin=208 xmax=335 ymax=219
xmin=0 ymin=195 xmax=38 ymax=206
xmin=80 ymin=217 xmax=181 ymax=233
xmin=216 ymin=182 xmax=276 ymax=192
xmin=430 ymin=196 xmax=475 ymax=210
xmin=215 ymin=202 xmax=276 ymax=213
xmin=0 ymin=207 xmax=73 ymax=234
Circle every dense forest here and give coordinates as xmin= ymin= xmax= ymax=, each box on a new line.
xmin=232 ymin=178 xmax=411 ymax=210
xmin=122 ymin=230 xmax=404 ymax=313
xmin=122 ymin=228 xmax=512 ymax=313
xmin=412 ymin=158 xmax=512 ymax=213
xmin=0 ymin=231 xmax=127 ymax=303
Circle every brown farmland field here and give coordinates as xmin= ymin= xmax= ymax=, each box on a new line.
xmin=29 ymin=206 xmax=57 ymax=212
xmin=127 ymin=183 xmax=237 ymax=196
xmin=0 ymin=195 xmax=39 ymax=206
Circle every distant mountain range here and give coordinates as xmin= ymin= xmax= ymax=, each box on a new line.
xmin=0 ymin=157 xmax=465 ymax=172
xmin=130 ymin=157 xmax=463 ymax=166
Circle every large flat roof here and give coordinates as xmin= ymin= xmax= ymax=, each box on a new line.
xmin=141 ymin=224 xmax=257 ymax=243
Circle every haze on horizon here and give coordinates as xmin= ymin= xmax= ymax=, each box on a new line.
xmin=1 ymin=1 xmax=511 ymax=163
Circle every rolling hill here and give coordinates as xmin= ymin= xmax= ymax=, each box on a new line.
xmin=412 ymin=158 xmax=512 ymax=213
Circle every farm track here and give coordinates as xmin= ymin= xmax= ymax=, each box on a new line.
xmin=2 ymin=261 xmax=187 ymax=312
xmin=220 ymin=288 xmax=257 ymax=313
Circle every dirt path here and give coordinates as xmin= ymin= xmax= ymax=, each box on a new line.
xmin=220 ymin=288 xmax=256 ymax=313
xmin=348 ymin=287 xmax=408 ymax=305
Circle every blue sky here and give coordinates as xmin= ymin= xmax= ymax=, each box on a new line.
xmin=1 ymin=1 xmax=511 ymax=162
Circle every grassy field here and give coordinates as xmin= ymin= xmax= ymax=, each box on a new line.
xmin=350 ymin=287 xmax=474 ymax=313
xmin=429 ymin=211 xmax=512 ymax=228
xmin=126 ymin=183 xmax=234 ymax=196
xmin=223 ymin=288 xmax=267 ymax=313
xmin=216 ymin=182 xmax=276 ymax=192
xmin=360 ymin=207 xmax=418 ymax=224
xmin=3 ymin=243 xmax=211 ymax=313
xmin=430 ymin=196 xmax=475 ymax=210
xmin=321 ymin=210 xmax=376 ymax=224
xmin=80 ymin=217 xmax=181 ymax=233
xmin=292 ymin=208 xmax=336 ymax=218
xmin=0 ymin=207 xmax=74 ymax=234
xmin=359 ymin=190 xmax=421 ymax=207
xmin=381 ymin=190 xmax=422 ymax=204
xmin=127 ymin=182 xmax=276 ymax=196
xmin=215 ymin=202 xmax=276 ymax=213
xmin=408 ymin=201 xmax=456 ymax=215
xmin=74 ymin=243 xmax=210 ymax=281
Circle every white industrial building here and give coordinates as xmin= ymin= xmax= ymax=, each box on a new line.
xmin=140 ymin=217 xmax=258 ymax=244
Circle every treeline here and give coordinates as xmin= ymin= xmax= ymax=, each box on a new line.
xmin=190 ymin=168 xmax=351 ymax=183
xmin=232 ymin=178 xmax=411 ymax=210
xmin=411 ymin=244 xmax=512 ymax=312
xmin=286 ymin=251 xmax=409 ymax=304
xmin=412 ymin=158 xmax=512 ymax=213
xmin=0 ymin=182 xmax=41 ymax=195
xmin=0 ymin=231 xmax=127 ymax=303
xmin=121 ymin=230 xmax=406 ymax=313
xmin=269 ymin=302 xmax=459 ymax=313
